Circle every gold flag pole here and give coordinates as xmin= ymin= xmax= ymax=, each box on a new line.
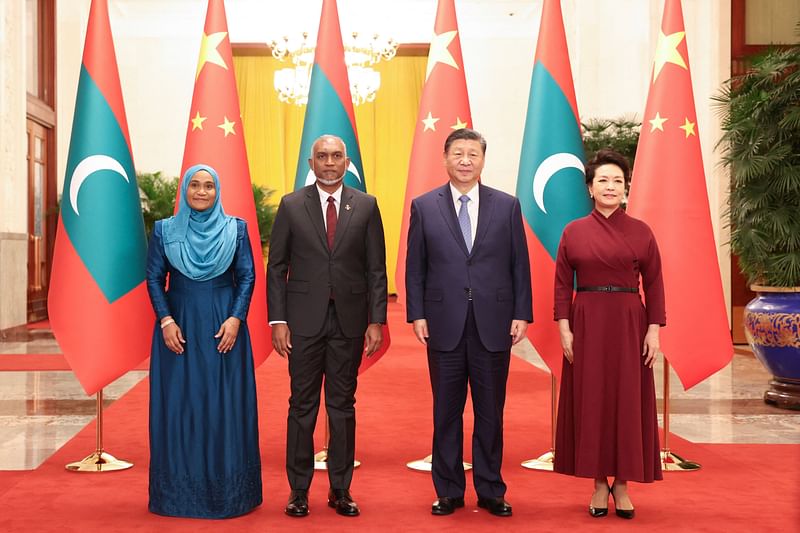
xmin=66 ymin=389 xmax=133 ymax=472
xmin=660 ymin=359 xmax=700 ymax=471
xmin=521 ymin=372 xmax=556 ymax=470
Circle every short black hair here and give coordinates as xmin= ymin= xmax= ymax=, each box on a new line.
xmin=443 ymin=128 xmax=487 ymax=155
xmin=585 ymin=148 xmax=631 ymax=186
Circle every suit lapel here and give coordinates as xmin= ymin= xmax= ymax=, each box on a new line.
xmin=303 ymin=185 xmax=329 ymax=251
xmin=472 ymin=184 xmax=495 ymax=253
xmin=436 ymin=184 xmax=470 ymax=256
xmin=332 ymin=186 xmax=356 ymax=252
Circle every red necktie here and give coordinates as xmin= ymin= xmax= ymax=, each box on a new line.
xmin=326 ymin=196 xmax=337 ymax=250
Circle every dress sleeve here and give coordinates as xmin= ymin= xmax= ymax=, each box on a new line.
xmin=146 ymin=221 xmax=171 ymax=320
xmin=230 ymin=219 xmax=256 ymax=321
xmin=641 ymin=229 xmax=666 ymax=326
xmin=553 ymin=228 xmax=574 ymax=321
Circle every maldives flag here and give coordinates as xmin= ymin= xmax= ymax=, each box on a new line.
xmin=295 ymin=0 xmax=390 ymax=372
xmin=627 ymin=0 xmax=732 ymax=389
xmin=515 ymin=0 xmax=591 ymax=378
xmin=395 ymin=0 xmax=471 ymax=303
xmin=294 ymin=0 xmax=366 ymax=192
xmin=181 ymin=0 xmax=270 ymax=364
xmin=48 ymin=0 xmax=153 ymax=396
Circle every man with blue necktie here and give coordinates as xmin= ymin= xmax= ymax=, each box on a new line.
xmin=405 ymin=128 xmax=532 ymax=517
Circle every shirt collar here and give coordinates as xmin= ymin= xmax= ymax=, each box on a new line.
xmin=317 ymin=183 xmax=343 ymax=205
xmin=449 ymin=182 xmax=479 ymax=204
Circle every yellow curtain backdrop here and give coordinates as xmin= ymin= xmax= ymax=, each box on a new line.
xmin=233 ymin=52 xmax=427 ymax=294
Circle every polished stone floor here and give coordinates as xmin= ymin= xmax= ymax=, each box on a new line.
xmin=1 ymin=330 xmax=798 ymax=471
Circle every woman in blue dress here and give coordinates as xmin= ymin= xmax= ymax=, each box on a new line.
xmin=146 ymin=164 xmax=262 ymax=518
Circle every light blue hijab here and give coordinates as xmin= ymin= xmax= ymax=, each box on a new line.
xmin=161 ymin=164 xmax=238 ymax=281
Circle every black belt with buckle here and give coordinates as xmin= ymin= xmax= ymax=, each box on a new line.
xmin=576 ymin=285 xmax=638 ymax=293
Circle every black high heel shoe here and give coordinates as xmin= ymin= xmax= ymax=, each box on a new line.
xmin=588 ymin=483 xmax=610 ymax=518
xmin=610 ymin=483 xmax=635 ymax=519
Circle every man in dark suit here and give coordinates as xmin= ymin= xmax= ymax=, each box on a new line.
xmin=268 ymin=134 xmax=387 ymax=518
xmin=405 ymin=128 xmax=532 ymax=517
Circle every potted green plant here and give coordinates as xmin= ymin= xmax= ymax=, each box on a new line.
xmin=581 ymin=115 xmax=641 ymax=167
xmin=714 ymin=38 xmax=800 ymax=409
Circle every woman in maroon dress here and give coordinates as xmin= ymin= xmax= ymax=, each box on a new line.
xmin=553 ymin=149 xmax=665 ymax=519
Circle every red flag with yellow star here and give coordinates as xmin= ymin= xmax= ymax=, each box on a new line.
xmin=395 ymin=0 xmax=471 ymax=303
xmin=180 ymin=0 xmax=270 ymax=364
xmin=627 ymin=0 xmax=732 ymax=389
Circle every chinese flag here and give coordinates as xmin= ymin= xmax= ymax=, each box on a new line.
xmin=181 ymin=0 xmax=270 ymax=364
xmin=627 ymin=0 xmax=732 ymax=389
xmin=48 ymin=0 xmax=153 ymax=395
xmin=395 ymin=0 xmax=471 ymax=303
xmin=515 ymin=0 xmax=591 ymax=378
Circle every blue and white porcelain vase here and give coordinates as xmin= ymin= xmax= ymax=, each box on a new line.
xmin=744 ymin=286 xmax=800 ymax=410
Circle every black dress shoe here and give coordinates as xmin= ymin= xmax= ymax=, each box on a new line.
xmin=610 ymin=484 xmax=635 ymax=519
xmin=477 ymin=497 xmax=513 ymax=517
xmin=431 ymin=496 xmax=465 ymax=515
xmin=285 ymin=489 xmax=309 ymax=517
xmin=328 ymin=488 xmax=360 ymax=517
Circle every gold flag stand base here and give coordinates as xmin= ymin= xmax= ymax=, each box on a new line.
xmin=406 ymin=454 xmax=472 ymax=472
xmin=661 ymin=361 xmax=701 ymax=472
xmin=661 ymin=449 xmax=701 ymax=471
xmin=520 ymin=450 xmax=554 ymax=471
xmin=66 ymin=450 xmax=133 ymax=472
xmin=522 ymin=374 xmax=558 ymax=473
xmin=313 ymin=449 xmax=361 ymax=471
xmin=65 ymin=389 xmax=133 ymax=473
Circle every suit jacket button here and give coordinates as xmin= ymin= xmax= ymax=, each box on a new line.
xmin=466 ymin=260 xmax=471 ymax=266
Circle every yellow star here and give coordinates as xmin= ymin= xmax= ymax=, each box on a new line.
xmin=196 ymin=31 xmax=228 ymax=80
xmin=218 ymin=116 xmax=236 ymax=137
xmin=679 ymin=117 xmax=696 ymax=138
xmin=190 ymin=111 xmax=207 ymax=131
xmin=648 ymin=112 xmax=668 ymax=132
xmin=421 ymin=111 xmax=440 ymax=132
xmin=425 ymin=30 xmax=459 ymax=81
xmin=652 ymin=30 xmax=687 ymax=82
xmin=451 ymin=117 xmax=468 ymax=130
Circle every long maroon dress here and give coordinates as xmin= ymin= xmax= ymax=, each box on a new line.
xmin=553 ymin=209 xmax=665 ymax=482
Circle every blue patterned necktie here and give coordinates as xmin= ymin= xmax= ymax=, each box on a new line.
xmin=458 ymin=194 xmax=472 ymax=253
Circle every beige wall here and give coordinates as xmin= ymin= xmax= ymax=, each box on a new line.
xmin=0 ymin=0 xmax=29 ymax=330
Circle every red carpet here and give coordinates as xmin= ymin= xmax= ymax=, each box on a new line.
xmin=0 ymin=302 xmax=797 ymax=531
xmin=0 ymin=354 xmax=149 ymax=372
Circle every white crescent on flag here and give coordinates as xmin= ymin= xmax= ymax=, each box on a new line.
xmin=69 ymin=154 xmax=130 ymax=216
xmin=532 ymin=152 xmax=584 ymax=214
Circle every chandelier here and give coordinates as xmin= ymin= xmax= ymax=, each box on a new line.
xmin=271 ymin=32 xmax=398 ymax=106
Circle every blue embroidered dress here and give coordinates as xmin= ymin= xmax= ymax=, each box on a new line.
xmin=146 ymin=218 xmax=262 ymax=518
